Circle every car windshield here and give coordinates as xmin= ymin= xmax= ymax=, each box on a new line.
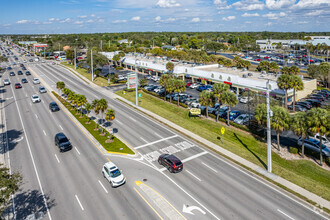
xmin=229 ymin=112 xmax=237 ymax=116
xmin=175 ymin=161 xmax=182 ymax=166
xmin=109 ymin=169 xmax=121 ymax=178
xmin=59 ymin=137 xmax=69 ymax=143
xmin=32 ymin=95 xmax=38 ymax=99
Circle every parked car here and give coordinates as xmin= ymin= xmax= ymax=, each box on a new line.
xmin=295 ymin=102 xmax=312 ymax=110
xmin=239 ymin=96 xmax=253 ymax=104
xmin=55 ymin=132 xmax=72 ymax=152
xmin=153 ymin=86 xmax=163 ymax=93
xmin=186 ymin=82 xmax=193 ymax=87
xmin=234 ymin=114 xmax=252 ymax=125
xmin=39 ymin=86 xmax=47 ymax=93
xmin=49 ymin=102 xmax=60 ymax=112
xmin=102 ymin=162 xmax=126 ymax=187
xmin=228 ymin=111 xmax=241 ymax=121
xmin=288 ymin=104 xmax=307 ymax=112
xmin=15 ymin=83 xmax=22 ymax=89
xmin=215 ymin=106 xmax=229 ymax=118
xmin=190 ymin=101 xmax=200 ymax=108
xmin=313 ymin=133 xmax=330 ymax=147
xmin=305 ymin=99 xmax=321 ymax=107
xmin=158 ymin=154 xmax=183 ymax=173
xmin=189 ymin=83 xmax=199 ymax=89
xmin=31 ymin=94 xmax=41 ymax=103
xmin=297 ymin=137 xmax=330 ymax=158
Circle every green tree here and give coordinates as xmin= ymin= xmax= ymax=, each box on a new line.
xmin=281 ymin=66 xmax=290 ymax=75
xmin=223 ymin=59 xmax=232 ymax=68
xmin=291 ymin=75 xmax=304 ymax=112
xmin=277 ymin=74 xmax=293 ymax=109
xmin=0 ymin=164 xmax=22 ymax=215
xmin=319 ymin=62 xmax=330 ymax=88
xmin=289 ymin=66 xmax=300 ymax=75
xmin=199 ymin=90 xmax=213 ymax=118
xmin=65 ymin=48 xmax=75 ymax=62
xmin=220 ymin=91 xmax=238 ymax=126
xmin=271 ymin=106 xmax=290 ymax=151
xmin=56 ymin=81 xmax=65 ymax=95
xmin=306 ymin=108 xmax=329 ymax=166
xmin=166 ymin=62 xmax=174 ymax=73
xmin=212 ymin=83 xmax=230 ymax=121
xmin=159 ymin=74 xmax=172 ymax=100
xmin=77 ymin=95 xmax=87 ymax=116
xmin=291 ymin=112 xmax=309 ymax=157
xmin=166 ymin=78 xmax=176 ymax=103
xmin=255 ymin=103 xmax=267 ymax=127
xmin=98 ymin=98 xmax=108 ymax=126
xmin=256 ymin=61 xmax=270 ymax=72
xmin=269 ymin=62 xmax=279 ymax=73
xmin=139 ymin=78 xmax=147 ymax=88
xmin=92 ymin=99 xmax=100 ymax=129
xmin=174 ymin=79 xmax=186 ymax=106
xmin=85 ymin=102 xmax=92 ymax=121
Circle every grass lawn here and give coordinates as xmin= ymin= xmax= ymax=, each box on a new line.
xmin=117 ymin=90 xmax=330 ymax=201
xmin=62 ymin=63 xmax=125 ymax=87
xmin=53 ymin=92 xmax=134 ymax=154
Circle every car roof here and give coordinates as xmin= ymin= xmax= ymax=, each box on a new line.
xmin=164 ymin=154 xmax=181 ymax=163
xmin=104 ymin=161 xmax=118 ymax=170
xmin=55 ymin=132 xmax=67 ymax=139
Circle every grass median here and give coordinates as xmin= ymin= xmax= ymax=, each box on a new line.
xmin=117 ymin=90 xmax=330 ymax=201
xmin=53 ymin=91 xmax=134 ymax=154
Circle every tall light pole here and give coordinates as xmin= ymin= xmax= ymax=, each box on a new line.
xmin=91 ymin=49 xmax=94 ymax=81
xmin=266 ymin=79 xmax=272 ymax=173
xmin=135 ymin=55 xmax=138 ymax=106
xmin=74 ymin=47 xmax=77 ymax=69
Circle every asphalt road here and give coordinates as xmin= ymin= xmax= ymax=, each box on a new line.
xmin=0 ymin=45 xmax=328 ymax=220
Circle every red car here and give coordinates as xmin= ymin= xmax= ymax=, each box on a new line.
xmin=264 ymin=56 xmax=270 ymax=59
xmin=15 ymin=83 xmax=22 ymax=89
xmin=254 ymin=58 xmax=261 ymax=61
xmin=186 ymin=82 xmax=193 ymax=87
xmin=158 ymin=154 xmax=183 ymax=173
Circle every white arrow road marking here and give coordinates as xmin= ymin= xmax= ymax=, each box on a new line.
xmin=75 ymin=195 xmax=84 ymax=211
xmin=277 ymin=209 xmax=295 ymax=220
xmin=115 ymin=119 xmax=123 ymax=125
xmin=182 ymin=204 xmax=206 ymax=215
xmin=98 ymin=180 xmax=108 ymax=194
xmin=6 ymin=96 xmax=13 ymax=100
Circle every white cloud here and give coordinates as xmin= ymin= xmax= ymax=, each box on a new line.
xmin=131 ymin=16 xmax=141 ymax=21
xmin=305 ymin=10 xmax=324 ymax=16
xmin=16 ymin=20 xmax=29 ymax=24
xmin=156 ymin=0 xmax=180 ymax=8
xmin=90 ymin=14 xmax=95 ymax=17
xmin=265 ymin=0 xmax=295 ymax=10
xmin=112 ymin=20 xmax=127 ymax=23
xmin=265 ymin=22 xmax=273 ymax=26
xmin=191 ymin=17 xmax=200 ymax=22
xmin=203 ymin=19 xmax=214 ymax=22
xmin=222 ymin=16 xmax=236 ymax=21
xmin=74 ymin=20 xmax=83 ymax=24
xmin=86 ymin=19 xmax=94 ymax=23
xmin=55 ymin=18 xmax=60 ymax=21
xmin=296 ymin=21 xmax=308 ymax=24
xmin=262 ymin=12 xmax=286 ymax=19
xmin=43 ymin=21 xmax=53 ymax=24
xmin=245 ymin=21 xmax=252 ymax=23
xmin=242 ymin=12 xmax=260 ymax=17
xmin=155 ymin=16 xmax=162 ymax=22
xmin=49 ymin=18 xmax=55 ymax=21
xmin=3 ymin=24 xmax=11 ymax=27
xmin=291 ymin=0 xmax=329 ymax=10
xmin=184 ymin=8 xmax=190 ymax=11
xmin=165 ymin=18 xmax=176 ymax=22
xmin=232 ymin=0 xmax=265 ymax=11
xmin=214 ymin=0 xmax=232 ymax=9
xmin=60 ymin=18 xmax=71 ymax=23
xmin=97 ymin=19 xmax=105 ymax=23
xmin=77 ymin=15 xmax=87 ymax=18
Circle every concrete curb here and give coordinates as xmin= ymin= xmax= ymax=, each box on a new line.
xmin=60 ymin=63 xmax=330 ymax=210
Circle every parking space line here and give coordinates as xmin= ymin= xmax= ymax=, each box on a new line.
xmin=98 ymin=180 xmax=108 ymax=194
xmin=75 ymin=195 xmax=84 ymax=211
xmin=202 ymin=162 xmax=218 ymax=173
xmin=277 ymin=209 xmax=295 ymax=220
xmin=135 ymin=135 xmax=178 ymax=149
xmin=54 ymin=154 xmax=60 ymax=163
xmin=186 ymin=170 xmax=202 ymax=182
xmin=181 ymin=151 xmax=208 ymax=163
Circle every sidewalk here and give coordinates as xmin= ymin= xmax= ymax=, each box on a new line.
xmin=60 ymin=64 xmax=330 ymax=210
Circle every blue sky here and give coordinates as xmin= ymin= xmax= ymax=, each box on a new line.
xmin=0 ymin=0 xmax=329 ymax=34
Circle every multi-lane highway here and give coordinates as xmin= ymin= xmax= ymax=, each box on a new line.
xmin=1 ymin=46 xmax=328 ymax=220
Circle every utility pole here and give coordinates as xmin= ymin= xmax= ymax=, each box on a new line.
xmin=101 ymin=40 xmax=103 ymax=51
xmin=135 ymin=54 xmax=138 ymax=106
xmin=91 ymin=49 xmax=94 ymax=81
xmin=109 ymin=40 xmax=110 ymax=48
xmin=266 ymin=79 xmax=272 ymax=173
xmin=74 ymin=48 xmax=76 ymax=70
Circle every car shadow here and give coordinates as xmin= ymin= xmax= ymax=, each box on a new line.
xmin=234 ymin=133 xmax=267 ymax=169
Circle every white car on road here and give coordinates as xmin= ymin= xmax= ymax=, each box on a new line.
xmin=3 ymin=79 xmax=10 ymax=85
xmin=102 ymin=162 xmax=126 ymax=187
xmin=31 ymin=94 xmax=41 ymax=103
xmin=33 ymin=78 xmax=40 ymax=84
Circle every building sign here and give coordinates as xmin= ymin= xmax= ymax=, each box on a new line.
xmin=224 ymin=81 xmax=232 ymax=85
xmin=189 ymin=108 xmax=201 ymax=116
xmin=127 ymin=73 xmax=137 ymax=89
xmin=33 ymin=44 xmax=48 ymax=48
xmin=18 ymin=41 xmax=37 ymax=45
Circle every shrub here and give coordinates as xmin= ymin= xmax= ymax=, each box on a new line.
xmin=115 ymin=66 xmax=123 ymax=70
xmin=289 ymin=146 xmax=299 ymax=154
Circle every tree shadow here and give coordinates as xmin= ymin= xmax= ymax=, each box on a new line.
xmin=234 ymin=133 xmax=267 ymax=169
xmin=0 ymin=129 xmax=23 ymax=154
xmin=3 ymin=189 xmax=56 ymax=220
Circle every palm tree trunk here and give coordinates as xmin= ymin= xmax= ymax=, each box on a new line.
xmin=206 ymin=106 xmax=208 ymax=118
xmin=216 ymin=111 xmax=219 ymax=122
xmin=284 ymin=89 xmax=288 ymax=109
xmin=170 ymin=96 xmax=172 ymax=103
xmin=164 ymin=90 xmax=166 ymax=101
xmin=227 ymin=109 xmax=230 ymax=126
xmin=320 ymin=138 xmax=323 ymax=166
xmin=177 ymin=97 xmax=180 ymax=106
xmin=293 ymin=88 xmax=296 ymax=112
xmin=302 ymin=139 xmax=305 ymax=158
xmin=277 ymin=131 xmax=280 ymax=151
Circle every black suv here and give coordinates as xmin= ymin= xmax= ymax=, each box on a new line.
xmin=49 ymin=102 xmax=60 ymax=112
xmin=55 ymin=133 xmax=72 ymax=152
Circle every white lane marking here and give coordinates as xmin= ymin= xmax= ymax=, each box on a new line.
xmin=9 ymin=84 xmax=52 ymax=219
xmin=59 ymin=125 xmax=63 ymax=130
xmin=75 ymin=147 xmax=81 ymax=155
xmin=181 ymin=151 xmax=208 ymax=163
xmin=42 ymin=100 xmax=44 ymax=103
xmin=140 ymin=137 xmax=148 ymax=143
xmin=186 ymin=170 xmax=202 ymax=182
xmin=25 ymin=93 xmax=27 ymax=97
xmin=35 ymin=114 xmax=38 ymax=119
xmin=75 ymin=195 xmax=84 ymax=211
xmin=154 ymin=132 xmax=163 ymax=139
xmin=43 ymin=130 xmax=46 ymax=136
xmin=277 ymin=209 xmax=295 ymax=220
xmin=54 ymin=154 xmax=60 ymax=163
xmin=128 ymin=116 xmax=136 ymax=122
xmin=30 ymin=102 xmax=32 ymax=106
xmin=115 ymin=119 xmax=123 ymax=125
xmin=135 ymin=135 xmax=178 ymax=149
xmin=98 ymin=180 xmax=108 ymax=194
xmin=202 ymin=162 xmax=218 ymax=173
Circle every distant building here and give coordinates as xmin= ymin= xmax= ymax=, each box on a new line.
xmin=118 ymin=39 xmax=132 ymax=44
xmin=161 ymin=45 xmax=176 ymax=50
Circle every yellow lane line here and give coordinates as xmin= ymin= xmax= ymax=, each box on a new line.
xmin=133 ymin=187 xmax=164 ymax=220
xmin=106 ymin=157 xmax=111 ymax=162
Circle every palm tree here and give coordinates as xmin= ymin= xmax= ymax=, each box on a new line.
xmin=289 ymin=66 xmax=300 ymax=75
xmin=281 ymin=66 xmax=290 ymax=75
xmin=174 ymin=79 xmax=186 ymax=106
xmin=291 ymin=75 xmax=304 ymax=112
xmin=306 ymin=108 xmax=329 ymax=166
xmin=212 ymin=83 xmax=230 ymax=121
xmin=77 ymin=95 xmax=87 ymax=116
xmin=166 ymin=78 xmax=176 ymax=103
xmin=56 ymin=81 xmax=65 ymax=95
xmin=98 ymin=98 xmax=108 ymax=125
xmin=166 ymin=62 xmax=174 ymax=73
xmin=254 ymin=103 xmax=267 ymax=127
xmin=85 ymin=102 xmax=92 ymax=123
xmin=220 ymin=91 xmax=238 ymax=126
xmin=105 ymin=109 xmax=115 ymax=122
xmin=269 ymin=62 xmax=279 ymax=73
xmin=92 ymin=99 xmax=100 ymax=129
xmin=277 ymin=74 xmax=293 ymax=109
xmin=198 ymin=90 xmax=213 ymax=118
xmin=159 ymin=74 xmax=171 ymax=100
xmin=271 ymin=106 xmax=290 ymax=151
xmin=291 ymin=112 xmax=309 ymax=157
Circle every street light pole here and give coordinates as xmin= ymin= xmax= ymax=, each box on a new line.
xmin=266 ymin=79 xmax=272 ymax=173
xmin=91 ymin=49 xmax=94 ymax=82
xmin=74 ymin=48 xmax=76 ymax=70
xmin=135 ymin=55 xmax=138 ymax=106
